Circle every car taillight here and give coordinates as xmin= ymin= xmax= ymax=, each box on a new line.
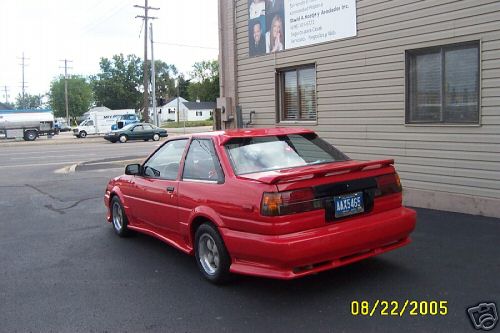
xmin=261 ymin=188 xmax=319 ymax=216
xmin=375 ymin=173 xmax=402 ymax=197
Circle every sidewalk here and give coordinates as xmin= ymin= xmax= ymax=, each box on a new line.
xmin=0 ymin=126 xmax=214 ymax=146
xmin=0 ymin=132 xmax=102 ymax=146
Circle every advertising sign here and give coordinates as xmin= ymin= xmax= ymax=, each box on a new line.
xmin=247 ymin=0 xmax=357 ymax=57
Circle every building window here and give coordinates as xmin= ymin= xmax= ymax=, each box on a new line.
xmin=278 ymin=65 xmax=317 ymax=122
xmin=406 ymin=41 xmax=479 ymax=124
xmin=196 ymin=111 xmax=202 ymax=116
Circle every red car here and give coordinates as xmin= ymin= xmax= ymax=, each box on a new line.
xmin=104 ymin=128 xmax=416 ymax=283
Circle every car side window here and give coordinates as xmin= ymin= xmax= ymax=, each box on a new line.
xmin=143 ymin=139 xmax=188 ymax=180
xmin=143 ymin=124 xmax=153 ymax=130
xmin=133 ymin=125 xmax=144 ymax=132
xmin=87 ymin=120 xmax=94 ymax=126
xmin=182 ymin=139 xmax=224 ymax=183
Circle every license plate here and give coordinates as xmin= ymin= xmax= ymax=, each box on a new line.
xmin=334 ymin=192 xmax=364 ymax=218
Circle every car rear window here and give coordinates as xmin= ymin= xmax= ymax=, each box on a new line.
xmin=225 ymin=133 xmax=349 ymax=175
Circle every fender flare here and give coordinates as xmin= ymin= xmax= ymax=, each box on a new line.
xmin=186 ymin=206 xmax=226 ymax=249
xmin=109 ymin=186 xmax=133 ymax=219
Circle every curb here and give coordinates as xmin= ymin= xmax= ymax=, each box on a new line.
xmin=54 ymin=163 xmax=80 ymax=174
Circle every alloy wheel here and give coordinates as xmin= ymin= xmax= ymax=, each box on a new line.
xmin=112 ymin=201 xmax=123 ymax=231
xmin=198 ymin=233 xmax=220 ymax=275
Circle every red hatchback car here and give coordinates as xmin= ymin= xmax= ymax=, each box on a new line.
xmin=104 ymin=128 xmax=416 ymax=283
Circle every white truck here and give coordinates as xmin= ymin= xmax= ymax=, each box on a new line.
xmin=0 ymin=109 xmax=56 ymax=141
xmin=73 ymin=109 xmax=136 ymax=138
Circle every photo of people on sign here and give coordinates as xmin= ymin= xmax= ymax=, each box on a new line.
xmin=249 ymin=19 xmax=267 ymax=56
xmin=248 ymin=0 xmax=285 ymax=56
xmin=248 ymin=0 xmax=357 ymax=57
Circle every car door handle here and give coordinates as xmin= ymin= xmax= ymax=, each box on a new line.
xmin=166 ymin=186 xmax=175 ymax=193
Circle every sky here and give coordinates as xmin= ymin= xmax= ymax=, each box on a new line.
xmin=0 ymin=0 xmax=219 ymax=103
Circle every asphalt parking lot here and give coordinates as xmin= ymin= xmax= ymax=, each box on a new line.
xmin=0 ymin=138 xmax=499 ymax=332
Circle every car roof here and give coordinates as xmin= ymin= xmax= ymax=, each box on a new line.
xmin=130 ymin=122 xmax=155 ymax=126
xmin=176 ymin=127 xmax=315 ymax=145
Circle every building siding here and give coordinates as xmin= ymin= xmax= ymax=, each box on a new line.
xmin=221 ymin=0 xmax=500 ymax=217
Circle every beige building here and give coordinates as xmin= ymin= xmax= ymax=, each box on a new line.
xmin=217 ymin=0 xmax=500 ymax=218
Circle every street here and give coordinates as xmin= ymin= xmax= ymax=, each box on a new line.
xmin=0 ymin=138 xmax=499 ymax=332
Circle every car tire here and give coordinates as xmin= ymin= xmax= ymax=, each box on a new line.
xmin=79 ymin=131 xmax=87 ymax=138
xmin=24 ymin=130 xmax=37 ymax=141
xmin=195 ymin=223 xmax=231 ymax=284
xmin=110 ymin=196 xmax=131 ymax=237
xmin=152 ymin=133 xmax=160 ymax=141
xmin=119 ymin=135 xmax=128 ymax=143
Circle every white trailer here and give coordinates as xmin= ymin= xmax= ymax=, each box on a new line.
xmin=73 ymin=109 xmax=136 ymax=138
xmin=0 ymin=110 xmax=56 ymax=141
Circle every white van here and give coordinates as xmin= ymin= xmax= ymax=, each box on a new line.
xmin=73 ymin=109 xmax=136 ymax=138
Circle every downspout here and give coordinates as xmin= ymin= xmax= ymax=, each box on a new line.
xmin=217 ymin=0 xmax=225 ymax=98
xmin=232 ymin=0 xmax=239 ymax=122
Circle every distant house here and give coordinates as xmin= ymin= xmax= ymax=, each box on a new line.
xmin=157 ymin=97 xmax=188 ymax=122
xmin=156 ymin=98 xmax=215 ymax=122
xmin=180 ymin=101 xmax=216 ymax=122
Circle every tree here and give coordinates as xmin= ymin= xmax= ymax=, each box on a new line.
xmin=49 ymin=75 xmax=93 ymax=123
xmin=91 ymin=54 xmax=143 ymax=111
xmin=191 ymin=60 xmax=219 ymax=82
xmin=176 ymin=74 xmax=191 ymax=100
xmin=16 ymin=93 xmax=43 ymax=109
xmin=187 ymin=60 xmax=220 ymax=102
xmin=152 ymin=60 xmax=177 ymax=102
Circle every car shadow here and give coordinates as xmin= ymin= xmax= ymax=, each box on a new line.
xmin=116 ymin=229 xmax=416 ymax=297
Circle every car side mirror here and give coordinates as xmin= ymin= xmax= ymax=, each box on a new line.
xmin=125 ymin=164 xmax=141 ymax=175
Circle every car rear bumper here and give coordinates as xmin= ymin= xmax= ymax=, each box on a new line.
xmin=103 ymin=136 xmax=115 ymax=141
xmin=220 ymin=207 xmax=416 ymax=279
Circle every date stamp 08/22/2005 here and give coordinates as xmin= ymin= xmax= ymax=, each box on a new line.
xmin=351 ymin=300 xmax=498 ymax=331
xmin=350 ymin=300 xmax=449 ymax=317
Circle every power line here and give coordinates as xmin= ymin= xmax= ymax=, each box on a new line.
xmin=134 ymin=0 xmax=159 ymax=123
xmin=81 ymin=1 xmax=133 ymax=34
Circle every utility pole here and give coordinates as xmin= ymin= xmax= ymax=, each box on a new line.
xmin=18 ymin=53 xmax=29 ymax=108
xmin=150 ymin=23 xmax=158 ymax=126
xmin=177 ymin=83 xmax=180 ymax=123
xmin=59 ymin=59 xmax=73 ymax=125
xmin=3 ymin=86 xmax=9 ymax=104
xmin=135 ymin=0 xmax=159 ymax=123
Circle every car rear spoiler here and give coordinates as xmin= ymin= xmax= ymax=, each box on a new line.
xmin=239 ymin=159 xmax=395 ymax=184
